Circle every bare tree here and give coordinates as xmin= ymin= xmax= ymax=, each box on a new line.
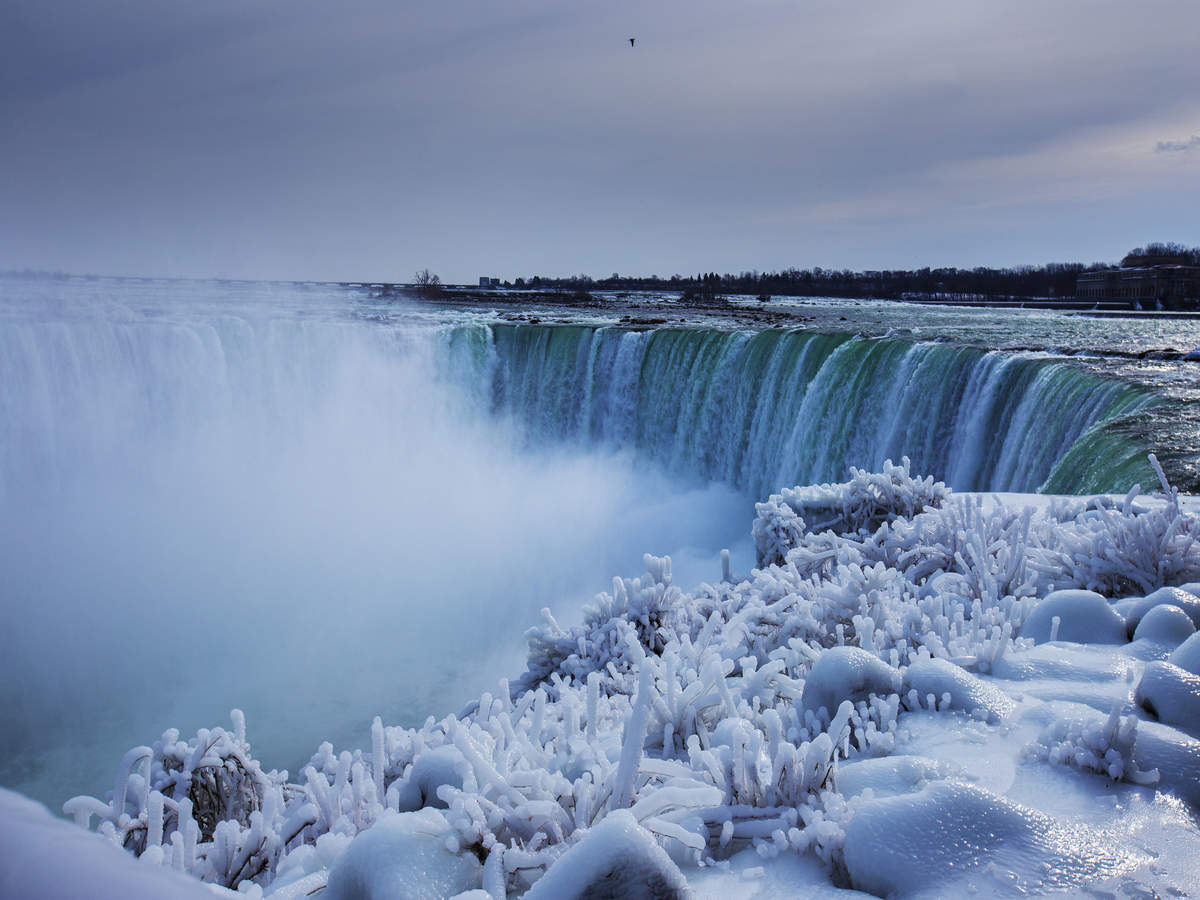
xmin=413 ymin=269 xmax=441 ymax=296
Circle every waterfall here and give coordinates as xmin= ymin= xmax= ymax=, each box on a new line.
xmin=436 ymin=324 xmax=1160 ymax=496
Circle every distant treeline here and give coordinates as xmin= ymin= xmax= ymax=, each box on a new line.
xmin=508 ymin=243 xmax=1200 ymax=302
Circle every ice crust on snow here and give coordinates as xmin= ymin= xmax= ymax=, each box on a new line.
xmin=41 ymin=459 xmax=1200 ymax=897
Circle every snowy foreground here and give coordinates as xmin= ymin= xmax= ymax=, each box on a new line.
xmin=9 ymin=459 xmax=1200 ymax=899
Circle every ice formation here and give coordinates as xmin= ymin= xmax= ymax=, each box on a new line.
xmin=51 ymin=458 xmax=1200 ymax=897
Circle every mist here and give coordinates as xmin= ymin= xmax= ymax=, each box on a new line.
xmin=0 ymin=279 xmax=750 ymax=807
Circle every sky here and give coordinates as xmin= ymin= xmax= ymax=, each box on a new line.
xmin=2 ymin=0 xmax=1198 ymax=283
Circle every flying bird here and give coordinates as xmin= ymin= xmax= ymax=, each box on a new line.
xmin=629 ymin=37 xmax=635 ymax=47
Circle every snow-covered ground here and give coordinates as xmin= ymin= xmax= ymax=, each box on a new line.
xmin=9 ymin=460 xmax=1200 ymax=898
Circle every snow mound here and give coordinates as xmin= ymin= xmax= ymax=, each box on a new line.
xmin=523 ymin=810 xmax=689 ymax=900
xmin=800 ymin=647 xmax=901 ymax=718
xmin=1137 ymin=661 xmax=1200 ymax=738
xmin=842 ymin=782 xmax=1133 ymax=897
xmin=902 ymin=657 xmax=1015 ymax=722
xmin=323 ymin=809 xmax=481 ymax=900
xmin=1132 ymin=603 xmax=1196 ymax=646
xmin=1020 ymin=590 xmax=1126 ymax=645
xmin=1122 ymin=586 xmax=1200 ymax=636
xmin=1169 ymin=631 xmax=1200 ymax=675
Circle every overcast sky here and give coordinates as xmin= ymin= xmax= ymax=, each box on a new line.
xmin=2 ymin=0 xmax=1198 ymax=282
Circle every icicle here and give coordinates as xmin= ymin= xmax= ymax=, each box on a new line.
xmin=147 ymin=790 xmax=164 ymax=848
xmin=231 ymin=709 xmax=246 ymax=746
xmin=371 ymin=716 xmax=386 ymax=807
xmin=612 ymin=664 xmax=654 ymax=810
xmin=586 ymin=671 xmax=600 ymax=743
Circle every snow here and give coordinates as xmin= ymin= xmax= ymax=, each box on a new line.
xmin=799 ymin=647 xmax=902 ymax=718
xmin=842 ymin=782 xmax=1134 ymax=897
xmin=322 ymin=809 xmax=482 ymax=900
xmin=9 ymin=463 xmax=1200 ymax=898
xmin=1169 ymin=630 xmax=1200 ymax=674
xmin=901 ymin=657 xmax=1014 ymax=722
xmin=1136 ymin=661 xmax=1200 ymax=737
xmin=1131 ymin=602 xmax=1196 ymax=645
xmin=522 ymin=811 xmax=690 ymax=899
xmin=1019 ymin=589 xmax=1127 ymax=644
xmin=1121 ymin=585 xmax=1200 ymax=634
xmin=0 ymin=787 xmax=222 ymax=900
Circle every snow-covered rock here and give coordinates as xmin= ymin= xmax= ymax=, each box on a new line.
xmin=1122 ymin=586 xmax=1200 ymax=635
xmin=523 ymin=811 xmax=690 ymax=900
xmin=323 ymin=809 xmax=482 ymax=900
xmin=1131 ymin=603 xmax=1196 ymax=646
xmin=1136 ymin=661 xmax=1200 ymax=737
xmin=842 ymin=782 xmax=1127 ymax=897
xmin=1020 ymin=590 xmax=1126 ymax=645
xmin=902 ymin=657 xmax=1015 ymax=722
xmin=1169 ymin=631 xmax=1200 ymax=675
xmin=800 ymin=647 xmax=902 ymax=718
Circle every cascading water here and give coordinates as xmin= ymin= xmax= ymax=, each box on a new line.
xmin=436 ymin=324 xmax=1160 ymax=497
xmin=0 ymin=276 xmax=1170 ymax=811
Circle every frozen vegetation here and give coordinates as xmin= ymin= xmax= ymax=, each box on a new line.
xmin=9 ymin=457 xmax=1200 ymax=897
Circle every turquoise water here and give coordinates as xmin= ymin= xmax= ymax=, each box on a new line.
xmin=436 ymin=323 xmax=1161 ymax=496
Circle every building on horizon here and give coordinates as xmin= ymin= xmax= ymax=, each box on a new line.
xmin=1076 ymin=256 xmax=1200 ymax=309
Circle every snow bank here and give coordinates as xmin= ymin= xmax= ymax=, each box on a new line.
xmin=37 ymin=460 xmax=1200 ymax=897
xmin=0 ymin=787 xmax=221 ymax=900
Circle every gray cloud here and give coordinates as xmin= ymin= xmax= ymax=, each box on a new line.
xmin=2 ymin=0 xmax=1199 ymax=281
xmin=1156 ymin=135 xmax=1200 ymax=152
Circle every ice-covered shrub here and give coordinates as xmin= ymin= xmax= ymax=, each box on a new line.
xmin=757 ymin=458 xmax=949 ymax=557
xmin=1028 ymin=704 xmax=1159 ymax=785
xmin=60 ymin=460 xmax=1200 ymax=896
xmin=1033 ymin=457 xmax=1200 ymax=596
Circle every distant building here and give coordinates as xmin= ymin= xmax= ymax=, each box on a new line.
xmin=479 ymin=277 xmax=501 ymax=288
xmin=1076 ymin=261 xmax=1200 ymax=309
